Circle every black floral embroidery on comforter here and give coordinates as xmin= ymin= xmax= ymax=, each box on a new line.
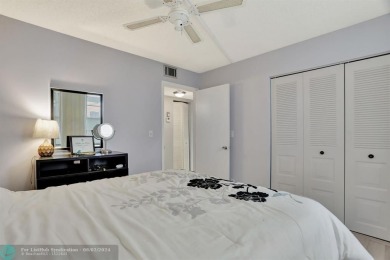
xmin=187 ymin=178 xmax=270 ymax=203
xmin=187 ymin=178 xmax=222 ymax=189
xmin=112 ymin=171 xmax=295 ymax=219
xmin=229 ymin=191 xmax=269 ymax=202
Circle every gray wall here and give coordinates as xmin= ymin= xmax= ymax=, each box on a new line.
xmin=199 ymin=14 xmax=390 ymax=187
xmin=0 ymin=15 xmax=199 ymax=191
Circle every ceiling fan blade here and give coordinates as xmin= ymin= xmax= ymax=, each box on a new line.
xmin=144 ymin=0 xmax=164 ymax=9
xmin=162 ymin=0 xmax=180 ymax=7
xmin=184 ymin=25 xmax=201 ymax=43
xmin=197 ymin=0 xmax=243 ymax=13
xmin=125 ymin=16 xmax=167 ymax=30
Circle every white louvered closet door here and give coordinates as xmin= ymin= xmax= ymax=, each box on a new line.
xmin=345 ymin=55 xmax=390 ymax=241
xmin=303 ymin=65 xmax=345 ymax=222
xmin=271 ymin=74 xmax=304 ymax=195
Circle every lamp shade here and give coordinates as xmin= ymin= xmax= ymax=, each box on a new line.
xmin=33 ymin=119 xmax=60 ymax=139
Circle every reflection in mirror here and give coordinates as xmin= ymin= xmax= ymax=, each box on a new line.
xmin=51 ymin=88 xmax=103 ymax=149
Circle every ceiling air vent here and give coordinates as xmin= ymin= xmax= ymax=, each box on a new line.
xmin=164 ymin=65 xmax=177 ymax=78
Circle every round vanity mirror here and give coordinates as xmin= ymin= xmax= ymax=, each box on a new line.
xmin=95 ymin=123 xmax=115 ymax=140
xmin=93 ymin=123 xmax=115 ymax=154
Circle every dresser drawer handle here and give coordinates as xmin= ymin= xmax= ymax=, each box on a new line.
xmin=368 ymin=154 xmax=374 ymax=159
xmin=320 ymin=151 xmax=325 ymax=155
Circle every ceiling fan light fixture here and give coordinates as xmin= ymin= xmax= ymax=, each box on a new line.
xmin=168 ymin=7 xmax=189 ymax=32
xmin=173 ymin=91 xmax=186 ymax=98
xmin=174 ymin=19 xmax=184 ymax=31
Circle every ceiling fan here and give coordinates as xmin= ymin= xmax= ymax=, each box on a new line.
xmin=124 ymin=0 xmax=244 ymax=43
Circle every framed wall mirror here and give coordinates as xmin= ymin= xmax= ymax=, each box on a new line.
xmin=51 ymin=88 xmax=103 ymax=149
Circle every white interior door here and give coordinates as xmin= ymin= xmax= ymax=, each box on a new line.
xmin=271 ymin=74 xmax=304 ymax=195
xmin=345 ymin=55 xmax=390 ymax=241
xmin=173 ymin=101 xmax=190 ymax=170
xmin=303 ymin=65 xmax=345 ymax=222
xmin=195 ymin=84 xmax=230 ymax=179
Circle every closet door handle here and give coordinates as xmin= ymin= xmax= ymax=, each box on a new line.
xmin=319 ymin=151 xmax=325 ymax=155
xmin=222 ymin=146 xmax=228 ymax=150
xmin=368 ymin=154 xmax=374 ymax=159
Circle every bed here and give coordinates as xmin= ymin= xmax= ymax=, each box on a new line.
xmin=0 ymin=170 xmax=372 ymax=259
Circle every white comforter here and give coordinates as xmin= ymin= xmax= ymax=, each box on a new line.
xmin=0 ymin=170 xmax=371 ymax=260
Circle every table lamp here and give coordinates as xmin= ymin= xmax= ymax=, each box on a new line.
xmin=33 ymin=119 xmax=60 ymax=157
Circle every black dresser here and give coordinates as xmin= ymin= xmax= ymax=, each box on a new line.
xmin=35 ymin=152 xmax=128 ymax=189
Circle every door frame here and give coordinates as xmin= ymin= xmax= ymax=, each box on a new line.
xmin=161 ymin=81 xmax=198 ymax=171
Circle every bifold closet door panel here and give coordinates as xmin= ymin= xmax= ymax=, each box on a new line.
xmin=345 ymin=55 xmax=390 ymax=241
xmin=303 ymin=65 xmax=345 ymax=222
xmin=271 ymin=74 xmax=304 ymax=195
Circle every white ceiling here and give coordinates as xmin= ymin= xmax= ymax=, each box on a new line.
xmin=0 ymin=0 xmax=389 ymax=73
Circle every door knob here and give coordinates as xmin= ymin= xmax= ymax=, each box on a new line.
xmin=222 ymin=146 xmax=228 ymax=150
xmin=320 ymin=151 xmax=325 ymax=155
